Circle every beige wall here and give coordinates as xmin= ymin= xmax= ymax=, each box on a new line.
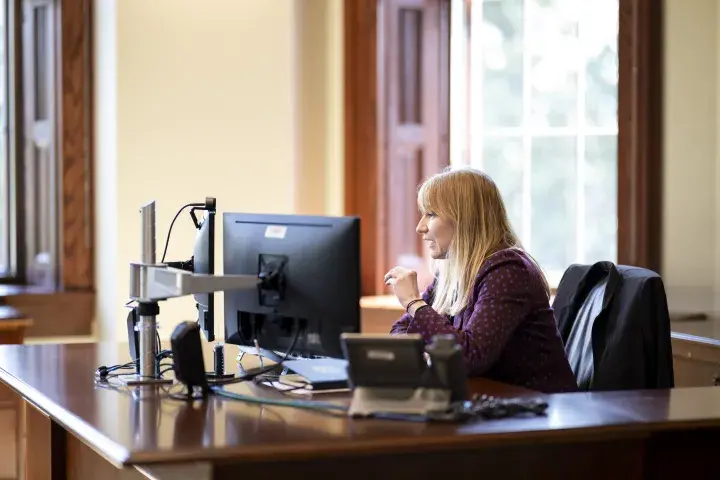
xmin=93 ymin=0 xmax=344 ymax=342
xmin=662 ymin=0 xmax=719 ymax=314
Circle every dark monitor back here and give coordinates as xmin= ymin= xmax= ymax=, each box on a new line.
xmin=193 ymin=211 xmax=215 ymax=342
xmin=223 ymin=213 xmax=360 ymax=359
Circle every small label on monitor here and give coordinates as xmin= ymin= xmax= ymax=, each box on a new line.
xmin=264 ymin=225 xmax=287 ymax=239
xmin=367 ymin=350 xmax=395 ymax=361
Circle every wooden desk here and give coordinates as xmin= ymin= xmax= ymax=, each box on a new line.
xmin=671 ymin=317 xmax=720 ymax=387
xmin=1 ymin=343 xmax=719 ymax=479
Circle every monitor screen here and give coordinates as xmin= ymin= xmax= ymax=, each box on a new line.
xmin=223 ymin=213 xmax=360 ymax=359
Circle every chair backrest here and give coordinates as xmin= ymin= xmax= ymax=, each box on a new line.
xmin=553 ymin=262 xmax=674 ymax=391
xmin=563 ymin=276 xmax=607 ymax=389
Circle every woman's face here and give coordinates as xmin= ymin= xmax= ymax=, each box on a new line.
xmin=416 ymin=212 xmax=454 ymax=259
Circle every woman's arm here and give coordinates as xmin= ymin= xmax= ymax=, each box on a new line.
xmin=389 ymin=279 xmax=437 ymax=334
xmin=405 ymin=256 xmax=532 ymax=375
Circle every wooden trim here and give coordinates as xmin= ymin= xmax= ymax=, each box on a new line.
xmin=438 ymin=0 xmax=450 ymax=167
xmin=7 ymin=0 xmax=26 ymax=282
xmin=58 ymin=0 xmax=94 ymax=290
xmin=344 ymin=0 xmax=383 ymax=296
xmin=617 ymin=0 xmax=663 ymax=272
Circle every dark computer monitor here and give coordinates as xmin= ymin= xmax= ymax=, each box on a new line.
xmin=223 ymin=213 xmax=360 ymax=359
xmin=193 ymin=210 xmax=215 ymax=342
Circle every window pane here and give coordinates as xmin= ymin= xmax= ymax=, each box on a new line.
xmin=451 ymin=0 xmax=619 ymax=286
xmin=0 ymin=0 xmax=7 ymax=276
xmin=584 ymin=135 xmax=617 ymax=262
xmin=531 ymin=136 xmax=576 ymax=273
xmin=529 ymin=0 xmax=579 ymax=128
xmin=481 ymin=136 xmax=524 ymax=238
xmin=584 ymin=1 xmax=619 ymax=128
xmin=480 ymin=0 xmax=523 ymax=128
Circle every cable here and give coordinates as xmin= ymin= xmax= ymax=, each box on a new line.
xmin=95 ymin=360 xmax=137 ymax=380
xmin=209 ymin=386 xmax=348 ymax=414
xmin=95 ymin=350 xmax=173 ymax=379
xmin=160 ymin=202 xmax=205 ymax=263
xmin=215 ymin=323 xmax=301 ymax=385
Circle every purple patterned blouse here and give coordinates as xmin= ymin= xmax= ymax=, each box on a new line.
xmin=390 ymin=248 xmax=578 ymax=393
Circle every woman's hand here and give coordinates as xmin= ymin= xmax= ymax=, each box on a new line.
xmin=384 ymin=266 xmax=421 ymax=309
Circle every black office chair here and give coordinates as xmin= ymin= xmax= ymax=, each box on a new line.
xmin=552 ymin=261 xmax=674 ymax=391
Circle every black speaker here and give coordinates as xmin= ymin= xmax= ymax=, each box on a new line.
xmin=170 ymin=321 xmax=209 ymax=397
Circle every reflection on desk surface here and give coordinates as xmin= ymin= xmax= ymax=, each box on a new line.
xmin=0 ymin=342 xmax=719 ymax=468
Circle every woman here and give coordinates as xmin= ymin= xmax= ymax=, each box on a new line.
xmin=386 ymin=167 xmax=578 ymax=393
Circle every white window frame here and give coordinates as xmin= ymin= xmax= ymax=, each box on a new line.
xmin=450 ymin=0 xmax=619 ymax=286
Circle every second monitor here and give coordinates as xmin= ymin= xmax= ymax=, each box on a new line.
xmin=223 ymin=213 xmax=361 ymax=359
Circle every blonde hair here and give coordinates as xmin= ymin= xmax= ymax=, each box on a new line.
xmin=418 ymin=166 xmax=549 ymax=316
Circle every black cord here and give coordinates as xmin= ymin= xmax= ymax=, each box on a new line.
xmin=160 ymin=202 xmax=205 ymax=263
xmin=215 ymin=323 xmax=301 ymax=385
xmin=95 ymin=360 xmax=137 ymax=379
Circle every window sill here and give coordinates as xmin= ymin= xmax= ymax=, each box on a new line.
xmin=0 ymin=286 xmax=94 ymax=337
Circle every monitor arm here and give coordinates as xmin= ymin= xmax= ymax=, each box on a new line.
xmin=127 ymin=201 xmax=259 ymax=386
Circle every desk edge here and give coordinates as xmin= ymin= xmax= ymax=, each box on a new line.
xmin=0 ymin=367 xmax=131 ymax=467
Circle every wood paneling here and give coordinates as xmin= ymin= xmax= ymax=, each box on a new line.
xmin=68 ymin=435 xmax=146 ymax=480
xmin=22 ymin=401 xmax=52 ymax=480
xmin=617 ymin=0 xmax=663 ymax=272
xmin=0 ymin=384 xmax=18 ymax=479
xmin=345 ymin=0 xmax=449 ymax=296
xmin=59 ymin=0 xmax=94 ymax=291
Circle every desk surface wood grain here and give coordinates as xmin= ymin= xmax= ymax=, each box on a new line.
xmin=0 ymin=342 xmax=719 ymax=470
